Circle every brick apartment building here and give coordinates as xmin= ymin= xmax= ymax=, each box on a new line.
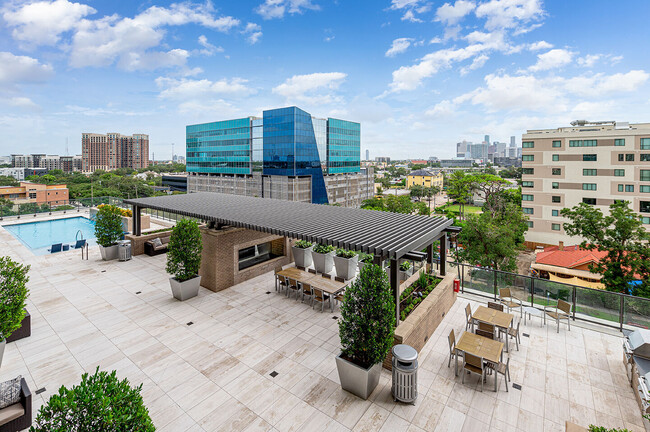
xmin=82 ymin=133 xmax=149 ymax=172
xmin=0 ymin=182 xmax=69 ymax=205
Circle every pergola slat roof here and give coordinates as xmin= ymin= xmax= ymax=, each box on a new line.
xmin=125 ymin=192 xmax=454 ymax=259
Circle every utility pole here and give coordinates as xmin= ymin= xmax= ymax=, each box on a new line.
xmin=172 ymin=143 xmax=174 ymax=162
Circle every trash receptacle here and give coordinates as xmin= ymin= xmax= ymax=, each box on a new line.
xmin=118 ymin=240 xmax=132 ymax=261
xmin=391 ymin=344 xmax=418 ymax=404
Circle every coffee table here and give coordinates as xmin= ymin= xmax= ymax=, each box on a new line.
xmin=522 ymin=306 xmax=544 ymax=326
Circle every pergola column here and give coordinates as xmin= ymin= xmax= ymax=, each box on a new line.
xmin=439 ymin=233 xmax=447 ymax=276
xmin=390 ymin=258 xmax=400 ymax=325
xmin=133 ymin=205 xmax=142 ymax=236
xmin=426 ymin=243 xmax=434 ymax=273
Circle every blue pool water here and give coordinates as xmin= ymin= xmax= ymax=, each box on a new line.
xmin=4 ymin=217 xmax=97 ymax=255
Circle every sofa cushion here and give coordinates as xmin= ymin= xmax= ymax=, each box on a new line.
xmin=0 ymin=403 xmax=25 ymax=425
xmin=0 ymin=376 xmax=21 ymax=410
xmin=152 ymin=238 xmax=163 ymax=248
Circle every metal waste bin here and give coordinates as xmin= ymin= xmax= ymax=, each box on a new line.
xmin=391 ymin=344 xmax=418 ymax=404
xmin=118 ymin=240 xmax=132 ymax=261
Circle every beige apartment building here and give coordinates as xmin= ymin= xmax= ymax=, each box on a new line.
xmin=522 ymin=120 xmax=650 ymax=247
xmin=82 ymin=133 xmax=149 ymax=172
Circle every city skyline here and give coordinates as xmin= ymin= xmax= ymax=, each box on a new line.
xmin=1 ymin=0 xmax=649 ymax=159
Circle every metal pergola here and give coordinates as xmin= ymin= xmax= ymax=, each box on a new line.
xmin=125 ymin=192 xmax=456 ymax=324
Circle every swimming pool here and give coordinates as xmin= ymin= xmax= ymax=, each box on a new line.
xmin=4 ymin=216 xmax=97 ymax=255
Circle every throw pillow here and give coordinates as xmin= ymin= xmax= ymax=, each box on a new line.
xmin=152 ymin=238 xmax=163 ymax=248
xmin=0 ymin=376 xmax=22 ymax=409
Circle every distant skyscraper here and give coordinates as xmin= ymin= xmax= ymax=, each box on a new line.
xmin=484 ymin=135 xmax=490 ymax=145
xmin=82 ymin=133 xmax=149 ymax=172
xmin=365 ymin=149 xmax=369 ymax=161
xmin=510 ymin=136 xmax=516 ymax=147
xmin=456 ymin=140 xmax=469 ymax=158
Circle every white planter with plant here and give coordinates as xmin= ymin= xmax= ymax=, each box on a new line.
xmin=357 ymin=253 xmax=374 ymax=271
xmin=399 ymin=261 xmax=412 ymax=280
xmin=95 ymin=205 xmax=124 ymax=261
xmin=292 ymin=240 xmax=313 ymax=268
xmin=166 ymin=219 xmax=203 ymax=301
xmin=312 ymin=244 xmax=335 ymax=274
xmin=336 ymin=264 xmax=396 ymax=399
xmin=333 ymin=249 xmax=358 ymax=280
xmin=0 ymin=256 xmax=30 ymax=368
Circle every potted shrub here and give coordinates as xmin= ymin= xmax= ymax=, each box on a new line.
xmin=0 ymin=256 xmax=30 ymax=368
xmin=333 ymin=248 xmax=358 ymax=280
xmin=399 ymin=261 xmax=412 ymax=280
xmin=166 ymin=219 xmax=203 ymax=301
xmin=292 ymin=240 xmax=313 ymax=268
xmin=312 ymin=243 xmax=335 ymax=274
xmin=95 ymin=205 xmax=124 ymax=260
xmin=357 ymin=253 xmax=374 ymax=271
xmin=31 ymin=368 xmax=155 ymax=431
xmin=337 ymin=264 xmax=395 ymax=399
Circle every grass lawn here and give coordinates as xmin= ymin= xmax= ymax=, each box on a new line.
xmin=443 ymin=204 xmax=482 ymax=214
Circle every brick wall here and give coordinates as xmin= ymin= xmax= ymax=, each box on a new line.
xmin=199 ymin=227 xmax=292 ymax=292
xmin=383 ymin=272 xmax=456 ymax=370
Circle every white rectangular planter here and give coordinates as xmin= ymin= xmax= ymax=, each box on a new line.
xmin=333 ymin=255 xmax=358 ymax=280
xmin=312 ymin=251 xmax=334 ymax=274
xmin=169 ymin=275 xmax=201 ymax=301
xmin=292 ymin=245 xmax=313 ymax=268
xmin=335 ymin=354 xmax=382 ymax=400
xmin=99 ymin=244 xmax=119 ymax=261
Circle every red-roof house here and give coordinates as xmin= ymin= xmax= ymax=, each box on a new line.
xmin=531 ymin=242 xmax=606 ymax=289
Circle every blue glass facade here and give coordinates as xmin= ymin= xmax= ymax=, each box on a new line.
xmin=186 ymin=118 xmax=252 ymax=174
xmin=186 ymin=107 xmax=360 ymax=204
xmin=327 ymin=118 xmax=360 ymax=174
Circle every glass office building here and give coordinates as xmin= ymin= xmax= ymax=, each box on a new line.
xmin=186 ymin=106 xmax=362 ymax=205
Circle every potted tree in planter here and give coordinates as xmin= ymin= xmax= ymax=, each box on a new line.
xmin=292 ymin=240 xmax=313 ymax=268
xmin=31 ymin=368 xmax=155 ymax=431
xmin=0 ymin=256 xmax=30 ymax=368
xmin=399 ymin=261 xmax=412 ymax=280
xmin=312 ymin=243 xmax=335 ymax=274
xmin=166 ymin=219 xmax=203 ymax=301
xmin=95 ymin=205 xmax=124 ymax=260
xmin=337 ymin=264 xmax=395 ymax=399
xmin=333 ymin=249 xmax=358 ymax=280
xmin=357 ymin=253 xmax=374 ymax=271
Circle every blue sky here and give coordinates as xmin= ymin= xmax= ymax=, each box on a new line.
xmin=1 ymin=0 xmax=649 ymax=160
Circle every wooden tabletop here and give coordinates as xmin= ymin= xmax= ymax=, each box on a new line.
xmin=456 ymin=331 xmax=504 ymax=364
xmin=277 ymin=268 xmax=346 ymax=294
xmin=473 ymin=305 xmax=513 ymax=329
xmin=277 ymin=267 xmax=308 ymax=280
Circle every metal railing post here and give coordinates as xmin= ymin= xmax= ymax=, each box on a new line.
xmin=493 ymin=269 xmax=498 ymax=301
xmin=619 ymin=295 xmax=624 ymax=332
xmin=572 ymin=287 xmax=576 ymax=320
xmin=530 ymin=277 xmax=535 ymax=307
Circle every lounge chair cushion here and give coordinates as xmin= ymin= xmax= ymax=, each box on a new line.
xmin=0 ymin=376 xmax=22 ymax=409
xmin=0 ymin=403 xmax=24 ymax=425
xmin=152 ymin=238 xmax=163 ymax=248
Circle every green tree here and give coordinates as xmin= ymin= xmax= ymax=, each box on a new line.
xmin=0 ymin=175 xmax=19 ymax=186
xmin=423 ymin=185 xmax=441 ymax=211
xmin=409 ymin=184 xmax=424 ymax=199
xmin=94 ymin=205 xmax=124 ymax=247
xmin=561 ymin=201 xmax=649 ymax=294
xmin=0 ymin=256 xmax=30 ymax=342
xmin=446 ymin=171 xmax=473 ymax=220
xmin=166 ymin=219 xmax=203 ymax=282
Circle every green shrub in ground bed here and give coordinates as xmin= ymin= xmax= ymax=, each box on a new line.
xmin=335 ymin=248 xmax=356 ymax=258
xmin=358 ymin=253 xmax=374 ymax=263
xmin=399 ymin=261 xmax=411 ymax=271
xmin=94 ymin=204 xmax=124 ymax=247
xmin=399 ymin=270 xmax=442 ymax=321
xmin=166 ymin=219 xmax=203 ymax=282
xmin=294 ymin=240 xmax=312 ymax=249
xmin=339 ymin=264 xmax=396 ymax=369
xmin=588 ymin=426 xmax=630 ymax=432
xmin=30 ymin=368 xmax=155 ymax=432
xmin=0 ymin=256 xmax=30 ymax=341
xmin=313 ymin=244 xmax=335 ymax=254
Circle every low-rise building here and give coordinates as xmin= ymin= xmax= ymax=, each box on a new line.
xmin=530 ymin=242 xmax=606 ymax=289
xmin=0 ymin=182 xmax=69 ymax=205
xmin=406 ymin=169 xmax=444 ymax=189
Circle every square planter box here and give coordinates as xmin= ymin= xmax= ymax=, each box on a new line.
xmin=292 ymin=245 xmax=313 ymax=268
xmin=334 ymin=255 xmax=358 ymax=280
xmin=170 ymin=275 xmax=201 ymax=301
xmin=7 ymin=309 xmax=30 ymax=343
xmin=99 ymin=244 xmax=119 ymax=261
xmin=312 ymin=251 xmax=335 ymax=274
xmin=336 ymin=354 xmax=382 ymax=400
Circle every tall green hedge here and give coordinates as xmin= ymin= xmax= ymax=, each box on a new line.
xmin=0 ymin=256 xmax=30 ymax=341
xmin=166 ymin=219 xmax=202 ymax=282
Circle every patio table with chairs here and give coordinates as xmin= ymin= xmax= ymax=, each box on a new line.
xmin=472 ymin=305 xmax=514 ymax=352
xmin=275 ymin=266 xmax=349 ymax=312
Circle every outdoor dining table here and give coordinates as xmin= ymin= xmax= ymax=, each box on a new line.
xmin=473 ymin=305 xmax=514 ymax=352
xmin=276 ymin=268 xmax=348 ymax=312
xmin=455 ymin=331 xmax=504 ymax=391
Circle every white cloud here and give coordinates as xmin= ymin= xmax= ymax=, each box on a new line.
xmin=0 ymin=52 xmax=53 ymax=86
xmin=429 ymin=36 xmax=443 ymax=44
xmin=197 ymin=35 xmax=223 ymax=56
xmin=119 ymin=49 xmax=190 ymax=71
xmin=565 ymin=70 xmax=650 ymax=96
xmin=435 ymin=1 xmax=475 ymax=26
xmin=390 ymin=0 xmax=429 ymax=22
xmin=4 ymin=96 xmax=40 ymax=111
xmin=242 ymin=22 xmax=262 ymax=44
xmin=386 ymin=38 xmax=413 ymax=57
xmin=425 ymin=100 xmax=457 ymax=117
xmin=156 ymin=77 xmax=253 ymax=100
xmin=475 ymin=0 xmax=544 ymax=31
xmin=528 ymin=48 xmax=574 ymax=72
xmin=528 ymin=40 xmax=552 ymax=51
xmin=256 ymin=0 xmax=320 ymax=20
xmin=460 ymin=54 xmax=489 ymax=75
xmin=401 ymin=10 xmax=422 ymax=22
xmin=577 ymin=54 xmax=601 ymax=68
xmin=2 ymin=0 xmax=95 ymax=46
xmin=273 ymin=72 xmax=347 ymax=104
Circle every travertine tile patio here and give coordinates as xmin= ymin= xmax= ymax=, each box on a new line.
xmin=0 ymin=222 xmax=646 ymax=431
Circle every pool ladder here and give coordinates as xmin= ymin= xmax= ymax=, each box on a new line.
xmin=76 ymin=230 xmax=88 ymax=260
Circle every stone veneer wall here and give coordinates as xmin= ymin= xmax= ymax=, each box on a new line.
xmin=199 ymin=227 xmax=292 ymax=292
xmin=383 ymin=272 xmax=457 ymax=370
xmin=124 ymin=230 xmax=172 ymax=256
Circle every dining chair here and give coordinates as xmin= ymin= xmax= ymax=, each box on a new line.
xmin=447 ymin=329 xmax=459 ymax=367
xmin=321 ymin=273 xmax=332 ymax=279
xmin=296 ymin=266 xmax=306 ymax=271
xmin=465 ymin=304 xmax=474 ymax=331
xmin=276 ymin=274 xmax=289 ymax=293
xmin=308 ymin=268 xmax=317 ymax=274
xmin=301 ymin=282 xmax=313 ymax=305
xmin=462 ymin=353 xmax=486 ymax=392
xmin=287 ymin=278 xmax=301 ymax=300
xmin=506 ymin=319 xmax=521 ymax=351
xmin=312 ymin=287 xmax=330 ymax=312
xmin=499 ymin=287 xmax=522 ymax=317
xmin=476 ymin=329 xmax=494 ymax=340
xmin=334 ymin=276 xmax=345 ymax=283
xmin=477 ymin=322 xmax=496 ymax=339
xmin=544 ymin=299 xmax=571 ymax=333
xmin=487 ymin=357 xmax=510 ymax=392
xmin=488 ymin=301 xmax=504 ymax=312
